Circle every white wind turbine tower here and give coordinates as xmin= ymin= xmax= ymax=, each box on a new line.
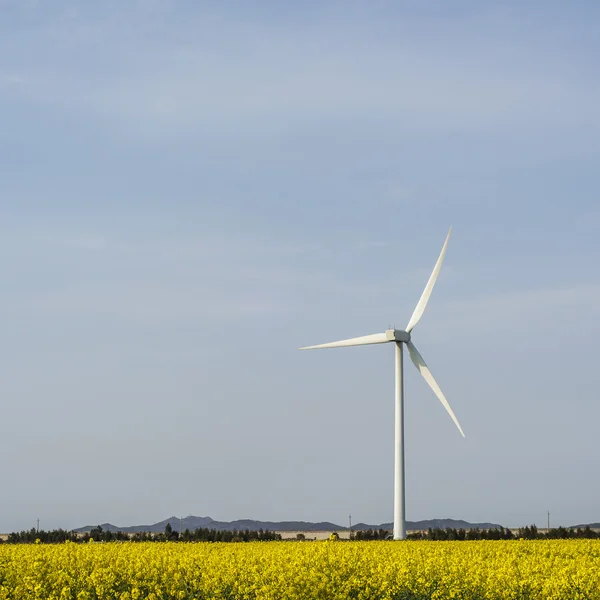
xmin=300 ymin=228 xmax=464 ymax=540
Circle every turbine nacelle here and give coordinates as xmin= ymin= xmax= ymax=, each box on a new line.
xmin=386 ymin=329 xmax=410 ymax=343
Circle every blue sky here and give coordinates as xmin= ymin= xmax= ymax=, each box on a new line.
xmin=1 ymin=0 xmax=599 ymax=532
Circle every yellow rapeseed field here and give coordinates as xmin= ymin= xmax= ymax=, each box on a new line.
xmin=1 ymin=539 xmax=599 ymax=599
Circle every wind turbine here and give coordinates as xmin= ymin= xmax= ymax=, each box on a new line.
xmin=299 ymin=228 xmax=464 ymax=540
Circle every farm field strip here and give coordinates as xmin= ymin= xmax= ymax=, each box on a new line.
xmin=1 ymin=539 xmax=599 ymax=599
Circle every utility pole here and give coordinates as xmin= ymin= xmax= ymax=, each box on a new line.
xmin=37 ymin=518 xmax=39 ymax=533
xmin=547 ymin=511 xmax=550 ymax=532
xmin=180 ymin=516 xmax=183 ymax=537
xmin=349 ymin=514 xmax=352 ymax=532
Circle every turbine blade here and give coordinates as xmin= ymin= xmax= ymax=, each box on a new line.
xmin=406 ymin=227 xmax=452 ymax=333
xmin=300 ymin=332 xmax=390 ymax=350
xmin=406 ymin=341 xmax=465 ymax=437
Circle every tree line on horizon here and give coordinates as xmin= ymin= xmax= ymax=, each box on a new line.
xmin=3 ymin=523 xmax=599 ymax=544
xmin=353 ymin=524 xmax=600 ymax=541
xmin=1 ymin=523 xmax=282 ymax=544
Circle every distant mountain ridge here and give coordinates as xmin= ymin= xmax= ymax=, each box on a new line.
xmin=74 ymin=515 xmax=504 ymax=533
xmin=352 ymin=518 xmax=503 ymax=531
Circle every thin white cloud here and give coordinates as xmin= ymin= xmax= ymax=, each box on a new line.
xmin=357 ymin=241 xmax=389 ymax=250
xmin=0 ymin=228 xmax=399 ymax=320
xmin=436 ymin=283 xmax=600 ymax=339
xmin=1 ymin=5 xmax=598 ymax=139
xmin=9 ymin=56 xmax=598 ymax=138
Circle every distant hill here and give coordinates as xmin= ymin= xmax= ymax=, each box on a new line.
xmin=74 ymin=516 xmax=344 ymax=534
xmin=571 ymin=523 xmax=600 ymax=529
xmin=352 ymin=518 xmax=504 ymax=531
xmin=74 ymin=516 xmax=503 ymax=534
